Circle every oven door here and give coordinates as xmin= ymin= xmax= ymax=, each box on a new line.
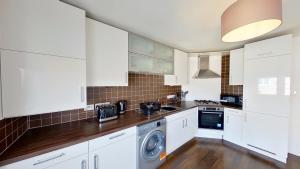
xmin=198 ymin=111 xmax=224 ymax=130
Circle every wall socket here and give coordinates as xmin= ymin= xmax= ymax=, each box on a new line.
xmin=84 ymin=104 xmax=95 ymax=111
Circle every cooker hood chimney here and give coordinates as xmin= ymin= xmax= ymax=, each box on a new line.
xmin=193 ymin=55 xmax=220 ymax=79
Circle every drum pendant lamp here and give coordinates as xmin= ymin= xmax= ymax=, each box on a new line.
xmin=221 ymin=0 xmax=282 ymax=42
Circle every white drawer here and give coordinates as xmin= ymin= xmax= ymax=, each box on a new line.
xmin=89 ymin=126 xmax=136 ymax=151
xmin=165 ymin=108 xmax=197 ymax=122
xmin=245 ymin=34 xmax=292 ymax=60
xmin=224 ymin=108 xmax=244 ymax=117
xmin=1 ymin=142 xmax=88 ymax=169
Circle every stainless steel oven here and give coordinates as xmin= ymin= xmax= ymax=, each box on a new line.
xmin=198 ymin=107 xmax=224 ymax=130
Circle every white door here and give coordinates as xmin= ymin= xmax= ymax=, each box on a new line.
xmin=86 ymin=18 xmax=128 ymax=86
xmin=166 ymin=117 xmax=185 ymax=154
xmin=89 ymin=135 xmax=136 ymax=169
xmin=174 ymin=49 xmax=188 ymax=85
xmin=224 ymin=109 xmax=244 ymax=146
xmin=1 ymin=50 xmax=86 ymax=118
xmin=243 ymin=54 xmax=291 ymax=117
xmin=244 ymin=112 xmax=289 ymax=161
xmin=0 ymin=0 xmax=85 ymax=59
xmin=229 ymin=48 xmax=244 ymax=85
xmin=184 ymin=108 xmax=198 ymax=142
xmin=45 ymin=154 xmax=88 ymax=169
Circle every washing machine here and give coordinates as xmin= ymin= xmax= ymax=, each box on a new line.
xmin=137 ymin=118 xmax=166 ymax=169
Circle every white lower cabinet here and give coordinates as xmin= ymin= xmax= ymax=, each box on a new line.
xmin=166 ymin=108 xmax=198 ymax=154
xmin=88 ymin=127 xmax=137 ymax=169
xmin=244 ymin=112 xmax=289 ymax=162
xmin=1 ymin=142 xmax=89 ymax=169
xmin=223 ymin=108 xmax=244 ymax=146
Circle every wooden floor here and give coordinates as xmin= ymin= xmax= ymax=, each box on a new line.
xmin=159 ymin=138 xmax=300 ymax=169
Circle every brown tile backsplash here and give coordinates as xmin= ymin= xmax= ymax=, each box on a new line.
xmin=0 ymin=72 xmax=181 ymax=155
xmin=221 ymin=55 xmax=243 ymax=95
xmin=87 ymin=72 xmax=181 ymax=110
xmin=0 ymin=117 xmax=28 ymax=155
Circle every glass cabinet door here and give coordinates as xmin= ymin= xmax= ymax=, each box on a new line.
xmin=129 ymin=34 xmax=154 ymax=57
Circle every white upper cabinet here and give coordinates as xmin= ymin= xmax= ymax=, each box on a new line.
xmin=0 ymin=0 xmax=86 ymax=59
xmin=243 ymin=35 xmax=292 ymax=117
xmin=86 ymin=18 xmax=128 ymax=86
xmin=244 ymin=34 xmax=292 ymax=60
xmin=229 ymin=48 xmax=244 ymax=85
xmin=1 ymin=50 xmax=86 ymax=118
xmin=164 ymin=49 xmax=188 ymax=86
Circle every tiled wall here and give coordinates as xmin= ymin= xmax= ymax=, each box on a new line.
xmin=221 ymin=55 xmax=243 ymax=95
xmin=87 ymin=72 xmax=181 ymax=110
xmin=0 ymin=117 xmax=28 ymax=155
xmin=0 ymin=72 xmax=180 ymax=155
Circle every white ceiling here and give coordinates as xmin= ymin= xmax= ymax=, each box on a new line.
xmin=62 ymin=0 xmax=300 ymax=52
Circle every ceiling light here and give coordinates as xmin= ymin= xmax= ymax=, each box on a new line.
xmin=221 ymin=0 xmax=282 ymax=42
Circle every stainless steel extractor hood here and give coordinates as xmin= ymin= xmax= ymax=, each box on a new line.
xmin=193 ymin=55 xmax=220 ymax=79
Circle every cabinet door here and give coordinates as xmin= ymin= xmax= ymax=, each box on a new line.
xmin=229 ymin=48 xmax=244 ymax=85
xmin=1 ymin=50 xmax=86 ymax=118
xmin=164 ymin=75 xmax=177 ymax=86
xmin=244 ymin=112 xmax=288 ymax=161
xmin=46 ymin=154 xmax=88 ymax=169
xmin=166 ymin=117 xmax=185 ymax=154
xmin=243 ymin=54 xmax=291 ymax=117
xmin=174 ymin=49 xmax=188 ymax=85
xmin=184 ymin=108 xmax=198 ymax=142
xmin=224 ymin=109 xmax=244 ymax=146
xmin=89 ymin=135 xmax=136 ymax=169
xmin=0 ymin=0 xmax=85 ymax=59
xmin=86 ymin=18 xmax=128 ymax=86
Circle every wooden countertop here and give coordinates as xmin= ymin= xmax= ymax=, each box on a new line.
xmin=0 ymin=101 xmax=200 ymax=166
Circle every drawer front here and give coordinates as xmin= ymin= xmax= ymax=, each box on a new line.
xmin=165 ymin=109 xmax=193 ymax=122
xmin=245 ymin=34 xmax=292 ymax=60
xmin=224 ymin=108 xmax=244 ymax=117
xmin=89 ymin=126 xmax=136 ymax=151
xmin=2 ymin=142 xmax=88 ymax=169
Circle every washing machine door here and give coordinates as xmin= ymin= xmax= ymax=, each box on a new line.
xmin=141 ymin=130 xmax=165 ymax=161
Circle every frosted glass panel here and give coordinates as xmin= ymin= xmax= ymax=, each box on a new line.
xmin=129 ymin=34 xmax=154 ymax=57
xmin=154 ymin=43 xmax=173 ymax=61
xmin=129 ymin=52 xmax=153 ymax=73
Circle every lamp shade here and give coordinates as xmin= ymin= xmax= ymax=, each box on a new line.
xmin=221 ymin=0 xmax=282 ymax=42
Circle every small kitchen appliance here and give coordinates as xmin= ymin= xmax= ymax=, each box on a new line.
xmin=116 ymin=100 xmax=128 ymax=115
xmin=96 ymin=104 xmax=118 ymax=123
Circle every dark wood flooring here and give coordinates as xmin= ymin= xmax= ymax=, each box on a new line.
xmin=159 ymin=138 xmax=300 ymax=169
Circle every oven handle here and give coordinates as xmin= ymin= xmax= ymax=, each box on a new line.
xmin=200 ymin=111 xmax=224 ymax=115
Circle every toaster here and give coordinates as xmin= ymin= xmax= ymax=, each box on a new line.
xmin=96 ymin=104 xmax=118 ymax=123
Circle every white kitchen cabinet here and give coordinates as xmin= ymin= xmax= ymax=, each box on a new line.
xmin=1 ymin=50 xmax=86 ymax=118
xmin=0 ymin=0 xmax=86 ymax=59
xmin=224 ymin=108 xmax=244 ymax=146
xmin=243 ymin=35 xmax=292 ymax=163
xmin=244 ymin=34 xmax=292 ymax=60
xmin=86 ymin=18 xmax=128 ymax=86
xmin=229 ymin=48 xmax=244 ymax=85
xmin=166 ymin=108 xmax=197 ymax=154
xmin=244 ymin=112 xmax=289 ymax=162
xmin=164 ymin=49 xmax=188 ymax=86
xmin=89 ymin=127 xmax=137 ymax=169
xmin=244 ymin=42 xmax=292 ymax=117
xmin=1 ymin=142 xmax=89 ymax=169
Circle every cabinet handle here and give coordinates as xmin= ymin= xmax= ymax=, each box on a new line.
xmin=80 ymin=86 xmax=85 ymax=102
xmin=94 ymin=154 xmax=99 ymax=169
xmin=81 ymin=160 xmax=87 ymax=169
xmin=33 ymin=153 xmax=65 ymax=165
xmin=182 ymin=120 xmax=185 ymax=128
xmin=227 ymin=116 xmax=229 ymax=124
xmin=125 ymin=72 xmax=128 ymax=84
xmin=185 ymin=119 xmax=188 ymax=127
xmin=109 ymin=132 xmax=125 ymax=140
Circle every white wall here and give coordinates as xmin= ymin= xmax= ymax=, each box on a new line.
xmin=182 ymin=53 xmax=221 ymax=101
xmin=289 ymin=36 xmax=300 ymax=156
